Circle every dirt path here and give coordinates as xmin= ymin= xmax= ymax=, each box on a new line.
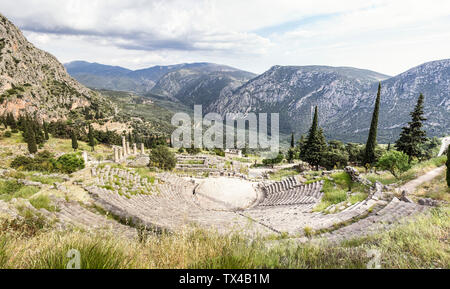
xmin=400 ymin=166 xmax=445 ymax=193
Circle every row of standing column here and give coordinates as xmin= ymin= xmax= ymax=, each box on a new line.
xmin=113 ymin=136 xmax=146 ymax=163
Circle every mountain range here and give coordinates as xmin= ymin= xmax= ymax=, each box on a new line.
xmin=66 ymin=59 xmax=449 ymax=143
xmin=65 ymin=61 xmax=256 ymax=108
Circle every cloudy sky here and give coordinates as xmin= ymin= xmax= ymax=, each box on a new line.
xmin=1 ymin=0 xmax=449 ymax=75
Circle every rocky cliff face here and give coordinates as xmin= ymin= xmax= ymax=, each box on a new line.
xmin=326 ymin=59 xmax=450 ymax=142
xmin=210 ymin=61 xmax=449 ymax=143
xmin=150 ymin=64 xmax=256 ymax=107
xmin=0 ymin=14 xmax=111 ymax=121
xmin=210 ymin=65 xmax=391 ymax=140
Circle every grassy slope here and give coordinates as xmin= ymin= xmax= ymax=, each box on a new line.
xmin=0 ymin=131 xmax=113 ymax=168
xmin=0 ymin=132 xmax=113 ymax=210
xmin=0 ymin=206 xmax=448 ymax=269
xmin=97 ymin=89 xmax=177 ymax=135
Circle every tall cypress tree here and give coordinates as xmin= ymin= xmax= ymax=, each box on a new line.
xmin=396 ymin=94 xmax=427 ymax=162
xmin=304 ymin=106 xmax=326 ymax=170
xmin=290 ymin=133 xmax=295 ymax=148
xmin=71 ymin=130 xmax=78 ymax=151
xmin=1 ymin=115 xmax=6 ymax=129
xmin=364 ymin=83 xmax=381 ymax=165
xmin=33 ymin=118 xmax=44 ymax=145
xmin=26 ymin=121 xmax=37 ymax=154
xmin=446 ymin=147 xmax=450 ymax=187
xmin=43 ymin=121 xmax=49 ymax=140
xmin=6 ymin=113 xmax=16 ymax=129
xmin=88 ymin=125 xmax=95 ymax=152
xmin=298 ymin=135 xmax=306 ymax=158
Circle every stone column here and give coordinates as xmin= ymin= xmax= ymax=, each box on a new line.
xmin=126 ymin=142 xmax=131 ymax=156
xmin=133 ymin=143 xmax=137 ymax=155
xmin=141 ymin=143 xmax=145 ymax=155
xmin=122 ymin=136 xmax=127 ymax=157
xmin=82 ymin=151 xmax=88 ymax=165
xmin=114 ymin=147 xmax=119 ymax=163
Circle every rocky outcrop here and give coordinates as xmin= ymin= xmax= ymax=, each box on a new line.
xmin=0 ymin=14 xmax=114 ymax=121
xmin=418 ymin=198 xmax=441 ymax=207
xmin=344 ymin=166 xmax=372 ymax=186
xmin=128 ymin=155 xmax=150 ymax=168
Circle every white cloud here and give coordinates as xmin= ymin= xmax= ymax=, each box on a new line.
xmin=0 ymin=0 xmax=449 ymax=74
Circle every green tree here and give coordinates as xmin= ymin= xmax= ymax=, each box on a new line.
xmin=297 ymin=135 xmax=306 ymax=158
xmin=320 ymin=149 xmax=349 ymax=170
xmin=290 ymin=133 xmax=295 ymax=148
xmin=364 ymin=83 xmax=381 ymax=165
xmin=6 ymin=112 xmax=16 ymax=130
xmin=88 ymin=125 xmax=95 ymax=152
xmin=418 ymin=137 xmax=441 ymax=161
xmin=395 ymin=94 xmax=428 ymax=162
xmin=303 ymin=107 xmax=326 ymax=170
xmin=43 ymin=121 xmax=49 ymax=140
xmin=377 ymin=150 xmax=411 ymax=179
xmin=26 ymin=122 xmax=37 ymax=154
xmin=149 ymin=146 xmax=176 ymax=171
xmin=56 ymin=153 xmax=85 ymax=174
xmin=286 ymin=148 xmax=295 ymax=163
xmin=345 ymin=143 xmax=364 ymax=164
xmin=31 ymin=118 xmax=44 ymax=145
xmin=320 ymin=140 xmax=349 ymax=170
xmin=71 ymin=131 xmax=79 ymax=151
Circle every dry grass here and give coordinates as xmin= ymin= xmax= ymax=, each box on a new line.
xmin=0 ymin=206 xmax=448 ymax=269
xmin=414 ymin=170 xmax=450 ymax=202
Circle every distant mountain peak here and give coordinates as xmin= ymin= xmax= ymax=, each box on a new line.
xmin=65 ymin=61 xmax=257 ymax=96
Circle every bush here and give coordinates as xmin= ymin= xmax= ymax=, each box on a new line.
xmin=320 ymin=150 xmax=349 ymax=170
xmin=186 ymin=146 xmax=201 ymax=155
xmin=3 ymin=131 xmax=11 ymax=138
xmin=0 ymin=180 xmax=23 ymax=195
xmin=377 ymin=151 xmax=411 ymax=179
xmin=11 ymin=151 xmax=57 ymax=172
xmin=263 ymin=153 xmax=284 ymax=167
xmin=10 ymin=151 xmax=84 ymax=174
xmin=10 ymin=156 xmax=36 ymax=170
xmin=213 ymin=148 xmax=225 ymax=157
xmin=56 ymin=153 xmax=85 ymax=174
xmin=149 ymin=146 xmax=176 ymax=171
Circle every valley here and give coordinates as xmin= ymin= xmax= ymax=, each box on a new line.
xmin=0 ymin=10 xmax=448 ymax=271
